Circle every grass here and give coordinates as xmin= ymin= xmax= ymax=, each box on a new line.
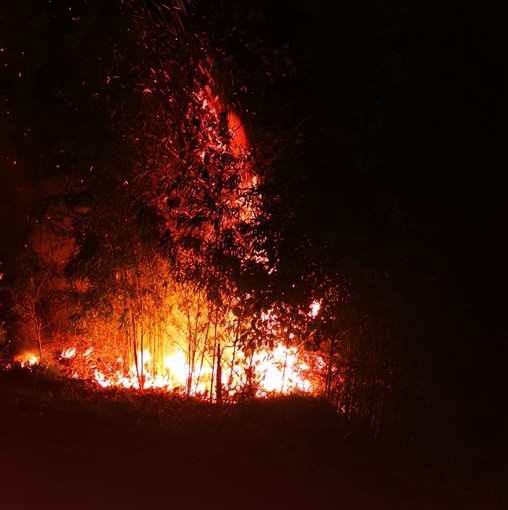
xmin=0 ymin=365 xmax=503 ymax=510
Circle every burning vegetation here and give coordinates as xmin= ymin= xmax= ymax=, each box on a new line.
xmin=5 ymin=1 xmax=328 ymax=403
xmin=3 ymin=0 xmax=395 ymax=431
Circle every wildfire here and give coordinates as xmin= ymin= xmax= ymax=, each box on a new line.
xmin=43 ymin=83 xmax=323 ymax=400
xmin=66 ymin=340 xmax=322 ymax=399
xmin=251 ymin=344 xmax=314 ymax=394
xmin=9 ymin=77 xmax=324 ymax=402
xmin=61 ymin=347 xmax=76 ymax=359
xmin=6 ymin=3 xmax=327 ymax=404
xmin=13 ymin=302 xmax=327 ymax=402
xmin=14 ymin=352 xmax=39 ymax=368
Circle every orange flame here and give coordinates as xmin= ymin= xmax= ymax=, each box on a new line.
xmin=14 ymin=352 xmax=39 ymax=368
xmin=87 ymin=340 xmax=323 ymax=398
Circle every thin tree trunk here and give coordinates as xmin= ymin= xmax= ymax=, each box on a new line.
xmin=132 ymin=314 xmax=143 ymax=390
xmin=226 ymin=317 xmax=242 ymax=402
xmin=325 ymin=337 xmax=336 ymax=401
xmin=33 ymin=272 xmax=49 ymax=363
xmin=32 ymin=304 xmax=43 ymax=363
xmin=280 ymin=348 xmax=288 ymax=393
xmin=216 ymin=343 xmax=222 ymax=407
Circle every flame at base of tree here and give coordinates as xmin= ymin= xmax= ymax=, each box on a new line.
xmin=52 ymin=274 xmax=326 ymax=399
xmin=14 ymin=333 xmax=326 ymax=401
xmin=15 ymin=293 xmax=326 ymax=400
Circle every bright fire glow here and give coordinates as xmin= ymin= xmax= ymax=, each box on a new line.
xmin=61 ymin=347 xmax=76 ymax=359
xmin=252 ymin=344 xmax=313 ymax=394
xmin=309 ymin=300 xmax=321 ymax=318
xmin=85 ymin=340 xmax=322 ymax=398
xmin=14 ymin=352 xmax=39 ymax=368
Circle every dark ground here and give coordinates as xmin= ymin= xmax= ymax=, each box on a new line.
xmin=0 ymin=369 xmax=503 ymax=510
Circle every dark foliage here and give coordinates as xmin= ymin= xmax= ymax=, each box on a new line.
xmin=195 ymin=0 xmax=506 ymax=477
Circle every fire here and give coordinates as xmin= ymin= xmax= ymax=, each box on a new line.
xmin=61 ymin=347 xmax=76 ymax=359
xmin=13 ymin=78 xmax=325 ymax=401
xmin=76 ymin=340 xmax=322 ymax=399
xmin=50 ymin=81 xmax=322 ymax=398
xmin=252 ymin=344 xmax=314 ymax=394
xmin=8 ymin=10 xmax=325 ymax=401
xmin=14 ymin=352 xmax=39 ymax=368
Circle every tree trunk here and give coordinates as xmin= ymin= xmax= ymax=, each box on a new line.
xmin=216 ymin=343 xmax=222 ymax=407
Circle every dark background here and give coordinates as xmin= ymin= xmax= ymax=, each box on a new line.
xmin=200 ymin=0 xmax=507 ymax=468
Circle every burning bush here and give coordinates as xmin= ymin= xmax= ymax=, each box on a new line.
xmin=4 ymin=1 xmax=327 ymax=402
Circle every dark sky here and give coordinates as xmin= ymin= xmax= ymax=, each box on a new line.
xmin=0 ymin=112 xmax=30 ymax=249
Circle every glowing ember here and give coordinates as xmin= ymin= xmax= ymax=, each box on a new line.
xmin=309 ymin=300 xmax=321 ymax=318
